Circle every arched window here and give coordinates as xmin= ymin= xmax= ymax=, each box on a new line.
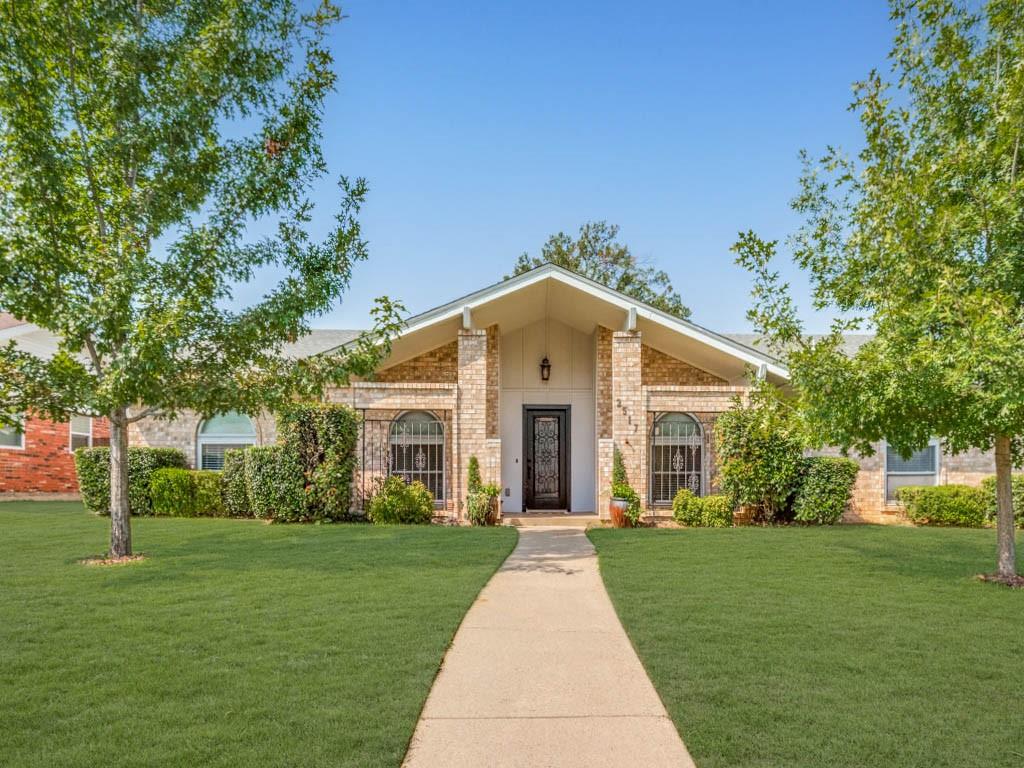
xmin=650 ymin=412 xmax=703 ymax=504
xmin=197 ymin=412 xmax=257 ymax=470
xmin=390 ymin=411 xmax=445 ymax=505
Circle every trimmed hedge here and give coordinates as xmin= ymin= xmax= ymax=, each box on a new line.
xmin=896 ymin=484 xmax=988 ymax=527
xmin=672 ymin=489 xmax=733 ymax=527
xmin=221 ymin=448 xmax=250 ymax=517
xmin=792 ymin=456 xmax=859 ymax=525
xmin=244 ymin=445 xmax=306 ymax=521
xmin=150 ymin=469 xmax=226 ymax=517
xmin=980 ymin=475 xmax=1024 ymax=528
xmin=367 ymin=476 xmax=434 ymax=525
xmin=277 ymin=402 xmax=360 ymax=522
xmin=74 ymin=446 xmax=188 ymax=515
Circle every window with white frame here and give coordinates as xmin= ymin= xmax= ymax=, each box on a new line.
xmin=885 ymin=440 xmax=939 ymax=502
xmin=0 ymin=414 xmax=25 ymax=449
xmin=69 ymin=415 xmax=92 ymax=451
xmin=197 ymin=412 xmax=257 ymax=470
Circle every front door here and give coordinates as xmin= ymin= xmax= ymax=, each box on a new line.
xmin=523 ymin=407 xmax=570 ymax=510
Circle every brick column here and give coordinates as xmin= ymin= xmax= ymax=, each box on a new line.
xmin=611 ymin=331 xmax=644 ymax=510
xmin=456 ymin=329 xmax=488 ymax=520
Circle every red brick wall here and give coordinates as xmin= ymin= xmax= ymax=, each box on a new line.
xmin=0 ymin=415 xmax=110 ymax=494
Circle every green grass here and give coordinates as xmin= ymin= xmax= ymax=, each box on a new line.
xmin=588 ymin=526 xmax=1024 ymax=768
xmin=0 ymin=502 xmax=516 ymax=768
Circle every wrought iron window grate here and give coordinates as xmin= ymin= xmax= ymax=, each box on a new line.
xmin=650 ymin=412 xmax=703 ymax=504
xmin=358 ymin=410 xmax=448 ymax=509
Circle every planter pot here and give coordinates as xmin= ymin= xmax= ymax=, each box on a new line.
xmin=609 ymin=498 xmax=631 ymax=528
xmin=486 ymin=496 xmax=501 ymax=526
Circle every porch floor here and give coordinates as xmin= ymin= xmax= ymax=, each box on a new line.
xmin=402 ymin=527 xmax=694 ymax=768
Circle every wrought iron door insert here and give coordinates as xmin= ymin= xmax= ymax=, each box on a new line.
xmin=523 ymin=406 xmax=570 ymax=510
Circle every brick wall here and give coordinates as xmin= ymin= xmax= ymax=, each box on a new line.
xmin=486 ymin=325 xmax=500 ymax=438
xmin=376 ymin=341 xmax=458 ymax=383
xmin=455 ymin=330 xmax=490 ymax=518
xmin=1 ymin=415 xmax=110 ymax=496
xmin=130 ymin=411 xmax=274 ymax=468
xmin=611 ymin=331 xmax=644 ymax=501
xmin=596 ymin=326 xmax=612 ymax=439
xmin=642 ymin=344 xmax=726 ymax=386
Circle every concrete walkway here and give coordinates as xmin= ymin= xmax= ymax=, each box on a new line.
xmin=403 ymin=527 xmax=695 ymax=768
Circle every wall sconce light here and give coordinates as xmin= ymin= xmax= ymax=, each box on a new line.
xmin=540 ymin=357 xmax=551 ymax=382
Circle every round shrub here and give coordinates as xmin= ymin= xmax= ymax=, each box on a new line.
xmin=672 ymin=488 xmax=701 ymax=526
xmin=896 ymin=484 xmax=988 ymax=527
xmin=792 ymin=456 xmax=859 ymax=525
xmin=367 ymin=476 xmax=434 ymax=525
xmin=221 ymin=448 xmax=251 ymax=517
xmin=698 ymin=495 xmax=734 ymax=528
xmin=74 ymin=446 xmax=188 ymax=515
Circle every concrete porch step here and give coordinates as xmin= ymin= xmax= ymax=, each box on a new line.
xmin=502 ymin=513 xmax=603 ymax=528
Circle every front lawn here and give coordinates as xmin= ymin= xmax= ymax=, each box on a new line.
xmin=589 ymin=526 xmax=1023 ymax=768
xmin=0 ymin=502 xmax=516 ymax=768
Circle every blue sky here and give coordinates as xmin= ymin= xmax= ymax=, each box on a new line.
xmin=297 ymin=1 xmax=893 ymax=332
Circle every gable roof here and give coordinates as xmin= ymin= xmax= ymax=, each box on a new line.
xmin=356 ymin=262 xmax=789 ymax=383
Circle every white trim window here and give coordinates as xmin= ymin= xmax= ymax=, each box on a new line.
xmin=69 ymin=415 xmax=92 ymax=451
xmin=197 ymin=412 xmax=257 ymax=470
xmin=885 ymin=440 xmax=940 ymax=502
xmin=0 ymin=413 xmax=25 ymax=450
xmin=649 ymin=412 xmax=703 ymax=504
xmin=389 ymin=411 xmax=445 ymax=506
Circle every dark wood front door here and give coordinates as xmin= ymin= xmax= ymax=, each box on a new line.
xmin=523 ymin=407 xmax=570 ymax=510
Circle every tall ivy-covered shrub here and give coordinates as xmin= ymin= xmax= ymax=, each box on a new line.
xmin=74 ymin=447 xmax=188 ymax=516
xmin=221 ymin=449 xmax=251 ymax=518
xmin=715 ymin=389 xmax=804 ymax=523
xmin=792 ymin=456 xmax=859 ymax=525
xmin=244 ymin=446 xmax=306 ymax=521
xmin=277 ymin=402 xmax=360 ymax=521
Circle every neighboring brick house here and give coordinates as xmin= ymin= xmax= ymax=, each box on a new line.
xmin=0 ymin=315 xmax=111 ymax=498
xmin=6 ymin=267 xmax=999 ymax=518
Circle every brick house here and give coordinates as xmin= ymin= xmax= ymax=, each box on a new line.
xmin=128 ymin=264 xmax=997 ymax=522
xmin=0 ymin=315 xmax=111 ymax=498
xmin=11 ymin=266 xmax=998 ymax=517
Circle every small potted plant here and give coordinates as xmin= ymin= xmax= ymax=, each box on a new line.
xmin=609 ymin=447 xmax=640 ymax=527
xmin=466 ymin=456 xmax=502 ymax=526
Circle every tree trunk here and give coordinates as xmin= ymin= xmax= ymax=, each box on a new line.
xmin=109 ymin=407 xmax=132 ymax=558
xmin=993 ymin=434 xmax=1017 ymax=579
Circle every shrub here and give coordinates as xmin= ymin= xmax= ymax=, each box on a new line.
xmin=151 ymin=468 xmax=227 ymax=517
xmin=467 ymin=483 xmax=501 ymax=526
xmin=193 ymin=471 xmax=226 ymax=517
xmin=896 ymin=484 xmax=988 ymax=527
xmin=698 ymin=495 xmax=734 ymax=528
xmin=980 ymin=475 xmax=1024 ymax=528
xmin=277 ymin=402 xmax=360 ymax=521
xmin=367 ymin=476 xmax=434 ymax=525
xmin=792 ymin=456 xmax=859 ymax=525
xmin=673 ymin=490 xmax=733 ymax=527
xmin=467 ymin=455 xmax=482 ymax=494
xmin=244 ymin=445 xmax=306 ymax=521
xmin=715 ymin=393 xmax=804 ymax=522
xmin=151 ymin=469 xmax=195 ymax=517
xmin=672 ymin=488 xmax=701 ymax=526
xmin=221 ymin=448 xmax=250 ymax=517
xmin=74 ymin=446 xmax=188 ymax=516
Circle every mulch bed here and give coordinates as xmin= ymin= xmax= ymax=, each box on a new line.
xmin=977 ymin=573 xmax=1024 ymax=588
xmin=80 ymin=554 xmax=147 ymax=567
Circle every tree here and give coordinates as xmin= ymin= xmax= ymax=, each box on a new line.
xmin=0 ymin=1 xmax=402 ymax=558
xmin=732 ymin=0 xmax=1023 ymax=582
xmin=510 ymin=221 xmax=691 ymax=319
